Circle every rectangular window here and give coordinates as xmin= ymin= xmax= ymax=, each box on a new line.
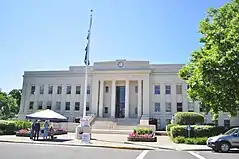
xmin=87 ymin=86 xmax=91 ymax=94
xmin=37 ymin=101 xmax=43 ymax=110
xmin=65 ymin=102 xmax=70 ymax=111
xmin=31 ymin=85 xmax=36 ymax=94
xmin=29 ymin=101 xmax=34 ymax=109
xmin=104 ymin=107 xmax=108 ymax=114
xmin=48 ymin=85 xmax=53 ymax=94
xmin=176 ymin=84 xmax=182 ymax=94
xmin=224 ymin=120 xmax=230 ymax=127
xmin=56 ymin=101 xmax=61 ymax=110
xmin=105 ymin=86 xmax=109 ymax=93
xmin=39 ymin=85 xmax=44 ymax=94
xmin=86 ymin=102 xmax=90 ymax=111
xmin=214 ymin=120 xmax=218 ymax=126
xmin=154 ymin=85 xmax=160 ymax=94
xmin=135 ymin=85 xmax=138 ymax=93
xmin=188 ymin=101 xmax=194 ymax=112
xmin=76 ymin=86 xmax=81 ymax=94
xmin=66 ymin=86 xmax=71 ymax=94
xmin=177 ymin=102 xmax=183 ymax=112
xmin=165 ymin=85 xmax=171 ymax=94
xmin=154 ymin=103 xmax=160 ymax=112
xmin=165 ymin=102 xmax=172 ymax=113
xmin=199 ymin=105 xmax=203 ymax=112
xmin=187 ymin=85 xmax=190 ymax=90
xmin=75 ymin=102 xmax=80 ymax=111
xmin=57 ymin=86 xmax=62 ymax=94
xmin=46 ymin=101 xmax=52 ymax=110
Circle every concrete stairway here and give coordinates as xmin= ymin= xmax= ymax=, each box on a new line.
xmin=91 ymin=117 xmax=139 ymax=134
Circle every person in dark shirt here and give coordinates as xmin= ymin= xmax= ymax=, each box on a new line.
xmin=30 ymin=120 xmax=36 ymax=139
xmin=34 ymin=120 xmax=41 ymax=140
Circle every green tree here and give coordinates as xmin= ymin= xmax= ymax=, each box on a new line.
xmin=8 ymin=89 xmax=22 ymax=112
xmin=179 ymin=0 xmax=239 ymax=119
xmin=0 ymin=92 xmax=18 ymax=119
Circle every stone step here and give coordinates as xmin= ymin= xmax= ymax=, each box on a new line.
xmin=91 ymin=129 xmax=132 ymax=135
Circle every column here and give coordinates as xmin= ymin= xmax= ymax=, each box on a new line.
xmin=125 ymin=80 xmax=129 ymax=118
xmin=137 ymin=80 xmax=142 ymax=117
xmin=111 ymin=80 xmax=116 ymax=118
xmin=99 ymin=80 xmax=104 ymax=117
xmin=91 ymin=79 xmax=99 ymax=115
xmin=143 ymin=77 xmax=150 ymax=115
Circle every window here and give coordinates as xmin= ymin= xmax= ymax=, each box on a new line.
xmin=104 ymin=107 xmax=108 ymax=114
xmin=87 ymin=86 xmax=91 ymax=94
xmin=66 ymin=86 xmax=71 ymax=94
xmin=165 ymin=85 xmax=171 ymax=94
xmin=135 ymin=85 xmax=138 ymax=93
xmin=48 ymin=85 xmax=53 ymax=94
xmin=105 ymin=86 xmax=109 ymax=93
xmin=65 ymin=102 xmax=70 ymax=111
xmin=57 ymin=86 xmax=62 ymax=94
xmin=29 ymin=101 xmax=34 ymax=109
xmin=224 ymin=120 xmax=230 ymax=127
xmin=37 ymin=101 xmax=43 ymax=110
xmin=176 ymin=84 xmax=182 ymax=94
xmin=199 ymin=105 xmax=203 ymax=112
xmin=214 ymin=120 xmax=218 ymax=126
xmin=165 ymin=102 xmax=172 ymax=112
xmin=39 ymin=85 xmax=44 ymax=94
xmin=177 ymin=102 xmax=183 ymax=112
xmin=76 ymin=86 xmax=81 ymax=94
xmin=154 ymin=103 xmax=160 ymax=112
xmin=154 ymin=85 xmax=160 ymax=94
xmin=166 ymin=119 xmax=171 ymax=125
xmin=187 ymin=85 xmax=190 ymax=90
xmin=75 ymin=102 xmax=80 ymax=111
xmin=86 ymin=102 xmax=90 ymax=111
xmin=56 ymin=101 xmax=61 ymax=110
xmin=188 ymin=101 xmax=194 ymax=112
xmin=46 ymin=101 xmax=52 ymax=110
xmin=135 ymin=107 xmax=138 ymax=114
xmin=31 ymin=85 xmax=36 ymax=94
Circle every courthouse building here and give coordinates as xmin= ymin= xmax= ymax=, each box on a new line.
xmin=18 ymin=60 xmax=239 ymax=128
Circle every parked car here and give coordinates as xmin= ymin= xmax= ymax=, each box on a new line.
xmin=206 ymin=127 xmax=239 ymax=153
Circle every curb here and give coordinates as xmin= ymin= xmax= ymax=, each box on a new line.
xmin=180 ymin=149 xmax=212 ymax=152
xmin=0 ymin=140 xmax=154 ymax=151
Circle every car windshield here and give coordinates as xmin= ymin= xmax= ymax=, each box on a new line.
xmin=224 ymin=128 xmax=238 ymax=135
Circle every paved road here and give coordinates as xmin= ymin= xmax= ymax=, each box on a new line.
xmin=0 ymin=142 xmax=238 ymax=159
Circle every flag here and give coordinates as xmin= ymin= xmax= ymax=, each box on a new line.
xmin=84 ymin=10 xmax=93 ymax=66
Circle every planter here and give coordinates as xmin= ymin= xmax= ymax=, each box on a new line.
xmin=127 ymin=136 xmax=157 ymax=142
xmin=16 ymin=132 xmax=30 ymax=137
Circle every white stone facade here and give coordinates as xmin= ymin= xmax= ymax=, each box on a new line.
xmin=18 ymin=60 xmax=239 ymax=129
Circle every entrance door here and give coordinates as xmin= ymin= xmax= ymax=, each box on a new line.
xmin=115 ymin=86 xmax=125 ymax=118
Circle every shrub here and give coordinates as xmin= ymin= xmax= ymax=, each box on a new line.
xmin=172 ymin=136 xmax=207 ymax=145
xmin=166 ymin=124 xmax=178 ymax=136
xmin=0 ymin=120 xmax=31 ymax=135
xmin=174 ymin=112 xmax=204 ymax=125
xmin=170 ymin=125 xmax=227 ymax=138
xmin=133 ymin=127 xmax=153 ymax=135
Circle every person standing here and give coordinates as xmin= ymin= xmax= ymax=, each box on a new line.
xmin=43 ymin=120 xmax=49 ymax=140
xmin=30 ymin=120 xmax=36 ymax=139
xmin=34 ymin=120 xmax=40 ymax=140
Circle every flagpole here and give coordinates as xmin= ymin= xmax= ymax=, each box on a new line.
xmin=83 ymin=10 xmax=93 ymax=120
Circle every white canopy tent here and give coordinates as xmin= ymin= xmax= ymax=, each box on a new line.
xmin=25 ymin=109 xmax=67 ymax=122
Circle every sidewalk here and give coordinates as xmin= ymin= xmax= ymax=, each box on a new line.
xmin=0 ymin=133 xmax=211 ymax=151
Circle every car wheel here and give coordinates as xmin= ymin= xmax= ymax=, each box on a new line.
xmin=219 ymin=142 xmax=230 ymax=153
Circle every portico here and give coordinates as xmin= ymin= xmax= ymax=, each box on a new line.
xmin=92 ymin=74 xmax=150 ymax=119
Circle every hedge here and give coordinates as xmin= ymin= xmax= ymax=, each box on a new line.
xmin=170 ymin=125 xmax=226 ymax=138
xmin=172 ymin=136 xmax=207 ymax=145
xmin=166 ymin=124 xmax=178 ymax=136
xmin=0 ymin=120 xmax=31 ymax=135
xmin=174 ymin=112 xmax=204 ymax=125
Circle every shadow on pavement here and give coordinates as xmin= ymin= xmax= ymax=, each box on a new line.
xmin=32 ymin=139 xmax=72 ymax=142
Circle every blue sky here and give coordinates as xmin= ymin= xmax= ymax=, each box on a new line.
xmin=0 ymin=0 xmax=230 ymax=92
